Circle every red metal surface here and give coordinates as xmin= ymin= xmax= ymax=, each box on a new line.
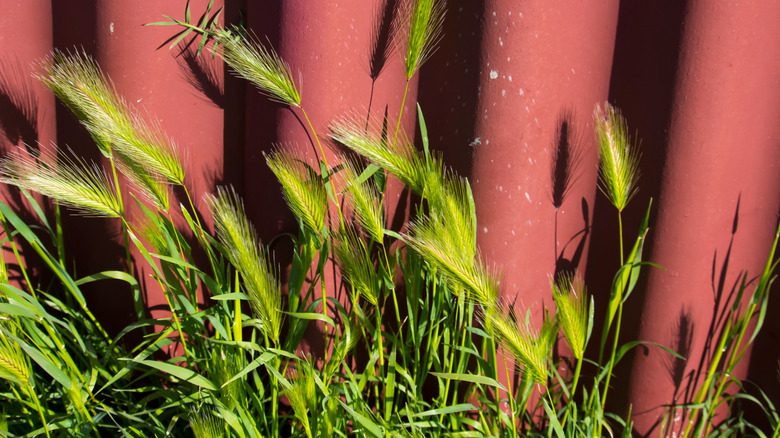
xmin=0 ymin=0 xmax=55 ymax=289
xmin=625 ymin=1 xmax=780 ymax=434
xmin=1 ymin=0 xmax=779 ymax=431
xmin=470 ymin=0 xmax=619 ymax=333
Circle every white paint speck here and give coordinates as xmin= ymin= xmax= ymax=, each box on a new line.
xmin=508 ymin=75 xmax=512 ymax=81
xmin=109 ymin=22 xmax=114 ymax=34
xmin=507 ymin=57 xmax=511 ymax=62
xmin=483 ymin=227 xmax=489 ymax=233
xmin=525 ymin=192 xmax=532 ymax=202
xmin=519 ymin=88 xmax=524 ymax=96
xmin=499 ymin=37 xmax=503 ymax=46
xmin=490 ymin=70 xmax=498 ymax=79
xmin=502 ymin=89 xmax=506 ymax=97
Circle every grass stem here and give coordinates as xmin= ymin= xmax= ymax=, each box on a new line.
xmin=618 ymin=210 xmax=625 ymax=266
xmin=391 ymin=81 xmax=411 ymax=149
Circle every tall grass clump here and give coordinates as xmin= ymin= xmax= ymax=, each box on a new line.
xmin=0 ymin=1 xmax=776 ymax=437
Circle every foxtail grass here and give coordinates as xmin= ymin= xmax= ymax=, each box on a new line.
xmin=550 ymin=271 xmax=592 ymax=423
xmin=0 ymin=324 xmax=31 ymax=388
xmin=551 ymin=272 xmax=591 ymax=362
xmin=594 ymin=103 xmax=640 ymax=215
xmin=393 ymin=0 xmax=446 ymax=147
xmin=264 ymin=149 xmax=328 ymax=235
xmin=215 ymin=29 xmax=301 ymax=107
xmin=339 ymin=157 xmax=385 ymax=244
xmin=0 ymin=150 xmax=121 ymax=218
xmin=401 ymin=0 xmax=446 ymax=81
xmin=190 ymin=410 xmax=227 ymax=438
xmin=331 ymin=113 xmax=425 ymax=193
xmin=284 ymin=357 xmax=317 ymax=438
xmin=206 ymin=187 xmax=281 ymax=343
xmin=333 ymin=226 xmax=380 ymax=307
xmin=591 ymin=103 xmax=648 ymax=436
xmin=0 ymin=324 xmax=49 ymax=438
xmin=0 ymin=4 xmax=773 ymax=437
xmin=35 ymin=50 xmax=119 ymax=156
xmin=405 ymin=215 xmax=498 ymax=305
xmin=37 ymin=51 xmax=185 ymax=186
xmin=212 ymin=26 xmax=335 ymax=198
xmin=482 ymin=306 xmax=557 ymax=388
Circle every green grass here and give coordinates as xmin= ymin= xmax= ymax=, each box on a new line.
xmin=0 ymin=1 xmax=777 ymax=437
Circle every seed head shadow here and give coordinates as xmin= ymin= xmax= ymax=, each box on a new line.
xmin=0 ymin=58 xmax=39 ymax=150
xmin=176 ymin=44 xmax=225 ymax=109
xmin=550 ymin=110 xmax=588 ymax=278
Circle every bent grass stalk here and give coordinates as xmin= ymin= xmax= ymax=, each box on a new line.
xmin=592 ymin=102 xmax=641 ymax=435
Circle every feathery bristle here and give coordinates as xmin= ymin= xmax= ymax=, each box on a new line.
xmin=37 ymin=50 xmax=185 ymax=187
xmin=0 ymin=327 xmax=31 ymax=387
xmin=206 ymin=187 xmax=281 ymax=341
xmin=189 ymin=409 xmax=226 ymax=438
xmin=0 ymin=151 xmax=121 ymax=218
xmin=114 ymin=150 xmax=170 ymax=211
xmin=402 ymin=0 xmax=446 ymax=79
xmin=594 ymin=103 xmax=640 ymax=212
xmin=333 ymin=226 xmax=380 ymax=306
xmin=481 ymin=305 xmax=557 ymax=386
xmin=264 ymin=149 xmax=327 ymax=234
xmin=284 ymin=357 xmax=316 ymax=437
xmin=406 ymin=215 xmax=497 ymax=305
xmin=339 ymin=157 xmax=385 ymax=243
xmin=550 ymin=272 xmax=590 ymax=360
xmin=330 ymin=114 xmax=421 ymax=191
xmin=216 ymin=28 xmax=301 ymax=107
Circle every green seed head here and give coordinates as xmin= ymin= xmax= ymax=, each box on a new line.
xmin=594 ymin=103 xmax=640 ymax=212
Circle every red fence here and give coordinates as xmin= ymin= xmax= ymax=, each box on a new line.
xmin=2 ymin=1 xmax=779 ymax=435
